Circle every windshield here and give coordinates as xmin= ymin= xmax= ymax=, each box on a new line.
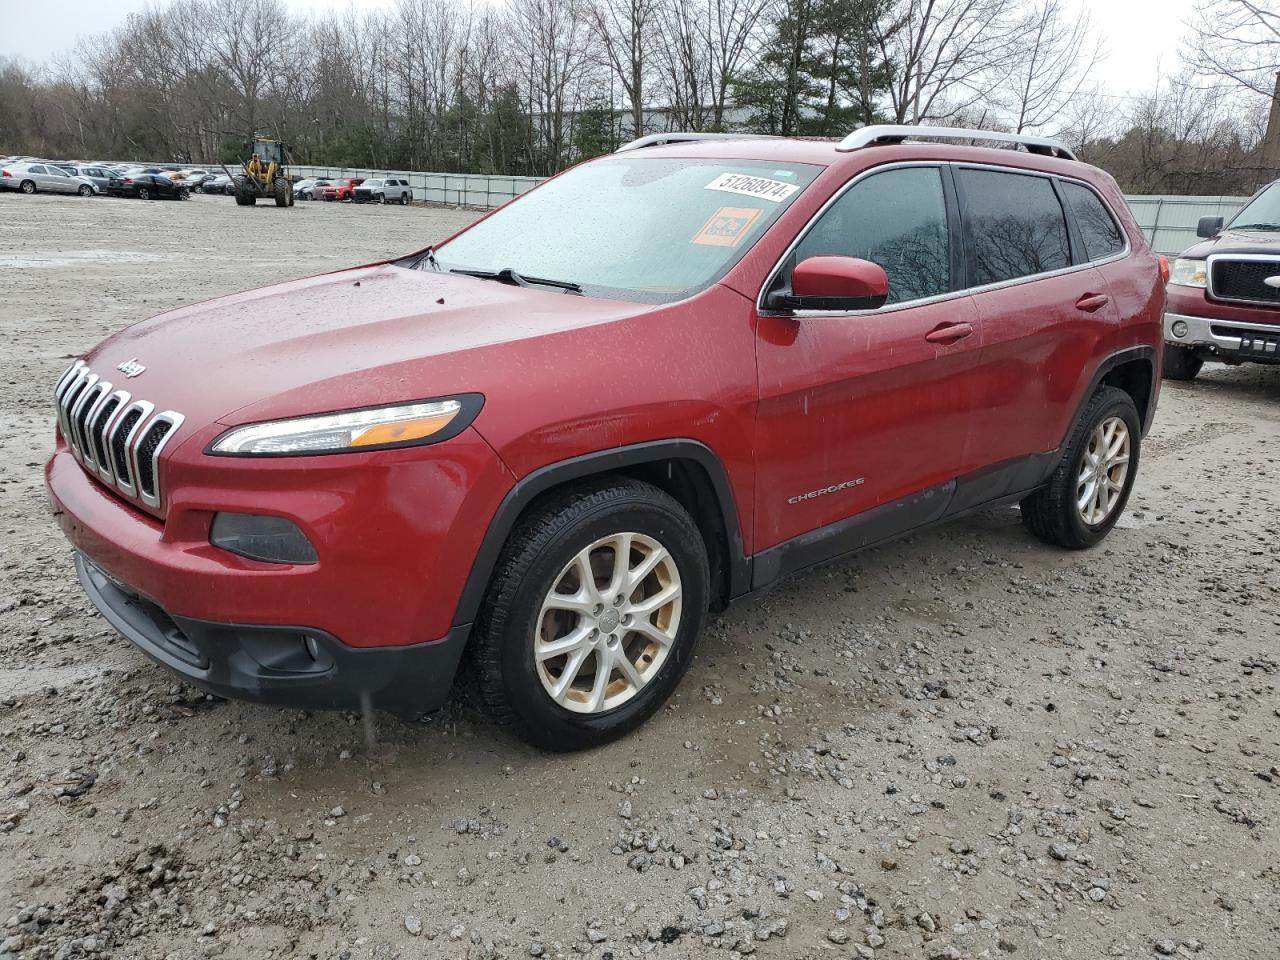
xmin=1230 ymin=181 xmax=1280 ymax=230
xmin=433 ymin=157 xmax=821 ymax=304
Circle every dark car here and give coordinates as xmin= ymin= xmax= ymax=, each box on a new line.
xmin=201 ymin=175 xmax=234 ymax=195
xmin=1163 ymin=178 xmax=1280 ymax=379
xmin=46 ymin=125 xmax=1164 ymax=750
xmin=106 ymin=173 xmax=189 ymax=201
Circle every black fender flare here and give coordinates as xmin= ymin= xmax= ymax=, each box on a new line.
xmin=1066 ymin=345 xmax=1158 ymax=445
xmin=451 ymin=439 xmax=749 ymax=629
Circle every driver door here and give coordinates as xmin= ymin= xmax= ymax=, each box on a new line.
xmin=753 ymin=164 xmax=981 ymax=559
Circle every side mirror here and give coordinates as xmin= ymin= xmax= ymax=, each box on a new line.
xmin=767 ymin=255 xmax=890 ymax=312
xmin=1196 ymin=216 xmax=1224 ymax=238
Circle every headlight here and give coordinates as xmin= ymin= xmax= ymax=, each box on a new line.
xmin=1169 ymin=258 xmax=1207 ymax=288
xmin=209 ymin=396 xmax=481 ymax=456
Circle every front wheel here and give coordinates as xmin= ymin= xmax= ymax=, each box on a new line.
xmin=1162 ymin=344 xmax=1203 ymax=381
xmin=1021 ymin=386 xmax=1141 ymax=550
xmin=471 ymin=479 xmax=709 ymax=751
xmin=178 ymin=187 xmax=190 ymax=200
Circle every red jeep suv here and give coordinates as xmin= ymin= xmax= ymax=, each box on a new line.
xmin=45 ymin=126 xmax=1165 ymax=750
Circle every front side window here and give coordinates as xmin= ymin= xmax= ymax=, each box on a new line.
xmin=365 ymin=179 xmax=383 ymax=187
xmin=958 ymin=169 xmax=1070 ymax=285
xmin=1060 ymin=182 xmax=1124 ymax=261
xmin=434 ymin=157 xmax=821 ymax=304
xmin=791 ymin=166 xmax=951 ymax=305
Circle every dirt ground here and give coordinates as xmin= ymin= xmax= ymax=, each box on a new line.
xmin=1 ymin=191 xmax=1278 ymax=960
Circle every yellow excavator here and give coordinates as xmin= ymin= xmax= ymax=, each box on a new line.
xmin=228 ymin=137 xmax=294 ymax=207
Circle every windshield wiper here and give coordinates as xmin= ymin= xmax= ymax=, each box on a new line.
xmin=1230 ymin=223 xmax=1280 ymax=232
xmin=450 ymin=266 xmax=583 ymax=294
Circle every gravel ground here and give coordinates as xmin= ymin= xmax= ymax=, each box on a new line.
xmin=1 ymin=191 xmax=1278 ymax=960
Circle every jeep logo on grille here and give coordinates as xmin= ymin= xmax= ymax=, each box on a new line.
xmin=116 ymin=358 xmax=146 ymax=378
xmin=1264 ymin=275 xmax=1280 ymax=289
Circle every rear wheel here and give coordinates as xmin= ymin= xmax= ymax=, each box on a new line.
xmin=1021 ymin=386 xmax=1141 ymax=550
xmin=137 ymin=186 xmax=152 ymax=200
xmin=20 ymin=180 xmax=36 ymax=194
xmin=471 ymin=478 xmax=709 ymax=751
xmin=78 ymin=184 xmax=93 ymax=197
xmin=1162 ymin=344 xmax=1203 ymax=381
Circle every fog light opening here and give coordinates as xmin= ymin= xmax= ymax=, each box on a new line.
xmin=1171 ymin=320 xmax=1189 ymax=339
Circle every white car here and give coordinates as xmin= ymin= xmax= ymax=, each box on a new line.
xmin=1 ymin=162 xmax=98 ymax=196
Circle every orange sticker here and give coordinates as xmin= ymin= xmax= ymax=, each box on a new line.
xmin=691 ymin=206 xmax=763 ymax=247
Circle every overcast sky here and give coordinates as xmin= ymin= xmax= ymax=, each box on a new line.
xmin=1 ymin=0 xmax=1198 ymax=101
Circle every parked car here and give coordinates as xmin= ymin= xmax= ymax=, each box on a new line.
xmin=1163 ymin=178 xmax=1280 ymax=379
xmin=320 ymin=177 xmax=363 ymax=201
xmin=0 ymin=162 xmax=97 ymax=196
xmin=75 ymin=166 xmax=120 ymax=191
xmin=44 ymin=126 xmax=1164 ymax=750
xmin=293 ymin=178 xmax=331 ymax=200
xmin=179 ymin=173 xmax=216 ymax=190
xmin=200 ymin=174 xmax=234 ymax=195
xmin=105 ymin=172 xmax=189 ymax=200
xmin=353 ymin=178 xmax=414 ymax=205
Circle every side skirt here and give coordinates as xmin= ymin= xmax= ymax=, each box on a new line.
xmin=744 ymin=452 xmax=1057 ymax=596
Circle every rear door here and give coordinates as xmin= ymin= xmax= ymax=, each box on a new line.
xmin=754 ymin=164 xmax=980 ymax=555
xmin=954 ymin=165 xmax=1119 ymax=468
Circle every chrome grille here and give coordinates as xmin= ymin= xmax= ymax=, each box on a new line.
xmin=54 ymin=361 xmax=185 ymax=510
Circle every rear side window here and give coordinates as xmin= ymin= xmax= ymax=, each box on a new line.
xmin=28 ymin=165 xmax=46 ymax=174
xmin=793 ymin=166 xmax=951 ymax=305
xmin=1060 ymin=182 xmax=1125 ymax=262
xmin=958 ymin=169 xmax=1070 ymax=285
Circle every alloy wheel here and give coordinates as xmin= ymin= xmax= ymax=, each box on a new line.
xmin=1076 ymin=416 xmax=1130 ymax=525
xmin=534 ymin=532 xmax=682 ymax=715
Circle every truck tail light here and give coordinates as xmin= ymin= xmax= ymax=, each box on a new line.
xmin=1158 ymin=255 xmax=1169 ymax=285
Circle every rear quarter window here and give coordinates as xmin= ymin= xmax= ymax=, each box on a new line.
xmin=1059 ymin=181 xmax=1126 ymax=262
xmin=958 ymin=168 xmax=1071 ymax=285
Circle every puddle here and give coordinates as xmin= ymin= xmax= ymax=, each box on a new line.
xmin=0 ymin=250 xmax=165 ymax=269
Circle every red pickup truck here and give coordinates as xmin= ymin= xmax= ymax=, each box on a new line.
xmin=46 ymin=126 xmax=1164 ymax=750
xmin=1163 ymin=178 xmax=1280 ymax=379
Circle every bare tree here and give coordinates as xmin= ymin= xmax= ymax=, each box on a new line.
xmin=1003 ymin=0 xmax=1102 ymax=133
xmin=873 ymin=0 xmax=1027 ymax=124
xmin=1185 ymin=0 xmax=1280 ymax=101
xmin=587 ymin=0 xmax=660 ymax=137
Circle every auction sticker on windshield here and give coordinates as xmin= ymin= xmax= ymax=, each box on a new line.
xmin=705 ymin=172 xmax=799 ymax=203
xmin=691 ymin=207 xmax=763 ymax=247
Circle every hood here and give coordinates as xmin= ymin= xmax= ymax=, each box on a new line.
xmin=1179 ymin=227 xmax=1280 ymax=259
xmin=83 ymin=263 xmax=652 ymax=433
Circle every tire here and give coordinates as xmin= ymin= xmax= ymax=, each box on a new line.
xmin=1162 ymin=344 xmax=1203 ymax=381
xmin=138 ymin=187 xmax=152 ymax=200
xmin=379 ymin=193 xmax=386 ymax=204
xmin=273 ymin=177 xmax=289 ymax=207
xmin=400 ymin=193 xmax=409 ymax=206
xmin=178 ymin=187 xmax=190 ymax=200
xmin=1020 ymin=385 xmax=1141 ymax=550
xmin=471 ymin=478 xmax=709 ymax=751
xmin=78 ymin=184 xmax=93 ymax=197
xmin=20 ymin=180 xmax=35 ymax=194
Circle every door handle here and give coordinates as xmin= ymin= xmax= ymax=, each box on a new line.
xmin=924 ymin=322 xmax=974 ymax=344
xmin=1076 ymin=293 xmax=1110 ymax=313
